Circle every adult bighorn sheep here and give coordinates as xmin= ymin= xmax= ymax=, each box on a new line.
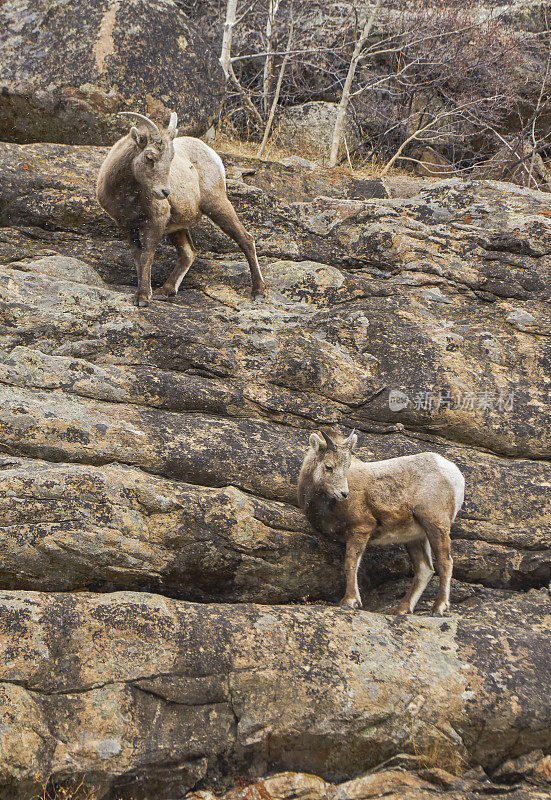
xmin=297 ymin=430 xmax=465 ymax=615
xmin=96 ymin=112 xmax=266 ymax=306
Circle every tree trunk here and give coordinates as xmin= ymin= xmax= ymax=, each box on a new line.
xmin=328 ymin=0 xmax=382 ymax=169
xmin=220 ymin=0 xmax=238 ymax=79
xmin=263 ymin=0 xmax=281 ymax=113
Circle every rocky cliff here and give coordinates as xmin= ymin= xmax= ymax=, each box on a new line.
xmin=0 ymin=142 xmax=549 ymax=799
xmin=0 ymin=0 xmax=224 ymax=144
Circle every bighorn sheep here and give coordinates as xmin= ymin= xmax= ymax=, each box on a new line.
xmin=297 ymin=430 xmax=465 ymax=615
xmin=96 ymin=112 xmax=266 ymax=306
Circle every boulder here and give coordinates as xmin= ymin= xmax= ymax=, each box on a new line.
xmin=411 ymin=147 xmax=457 ymax=178
xmin=0 ymin=455 xmax=343 ymax=602
xmin=222 ymin=153 xmax=388 ymax=203
xmin=229 ymin=3 xmax=363 ymax=101
xmin=493 ymin=750 xmax=551 ymax=786
xmin=274 ymin=102 xmax=362 ymax=164
xmin=0 ymin=144 xmax=549 ymax=461
xmin=0 ymin=589 xmax=549 ymax=799
xmin=0 ymin=0 xmax=224 ymax=145
xmin=5 ymin=254 xmax=105 ymax=286
xmin=497 ymin=0 xmax=551 ymax=34
xmin=185 ymin=760 xmax=551 ymax=800
xmin=472 ymin=139 xmax=551 ymax=192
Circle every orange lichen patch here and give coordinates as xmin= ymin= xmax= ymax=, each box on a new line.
xmin=93 ymin=1 xmax=120 ymax=74
xmin=224 ymin=780 xmax=274 ymax=800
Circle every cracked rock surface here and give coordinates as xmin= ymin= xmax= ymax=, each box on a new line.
xmin=0 ymin=590 xmax=549 ymax=799
xmin=0 ymin=141 xmax=549 ymax=799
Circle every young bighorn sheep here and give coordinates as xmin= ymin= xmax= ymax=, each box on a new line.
xmin=298 ymin=430 xmax=464 ymax=615
xmin=96 ymin=112 xmax=266 ymax=307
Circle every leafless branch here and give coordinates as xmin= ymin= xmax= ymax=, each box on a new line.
xmin=229 ymin=63 xmax=263 ymax=125
xmin=258 ymin=1 xmax=294 ymax=157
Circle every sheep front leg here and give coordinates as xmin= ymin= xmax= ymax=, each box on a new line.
xmin=157 ymin=230 xmax=196 ymax=298
xmin=134 ymin=222 xmax=165 ymax=307
xmin=123 ymin=226 xmax=142 ymax=277
xmin=340 ymin=530 xmax=372 ymax=610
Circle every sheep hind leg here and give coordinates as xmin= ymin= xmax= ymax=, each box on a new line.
xmin=392 ymin=538 xmax=434 ymax=615
xmin=205 ymin=198 xmax=266 ymax=299
xmin=415 ymin=511 xmax=453 ymax=615
xmin=157 ymin=230 xmax=196 ymax=298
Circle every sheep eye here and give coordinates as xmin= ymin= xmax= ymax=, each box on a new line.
xmin=325 ymin=465 xmax=333 ymax=472
xmin=145 ymin=152 xmax=156 ymax=162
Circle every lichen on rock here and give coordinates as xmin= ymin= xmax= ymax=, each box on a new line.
xmin=0 ymin=139 xmax=549 ymax=799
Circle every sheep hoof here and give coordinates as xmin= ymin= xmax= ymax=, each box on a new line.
xmin=391 ymin=604 xmax=411 ymax=616
xmin=431 ymin=602 xmax=450 ymax=616
xmin=134 ymin=292 xmax=151 ymax=308
xmin=251 ymin=282 xmax=267 ymax=300
xmin=339 ymin=598 xmax=361 ymax=611
xmin=155 ymin=286 xmax=176 ymax=300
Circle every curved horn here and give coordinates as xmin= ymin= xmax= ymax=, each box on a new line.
xmin=321 ymin=431 xmax=337 ymax=451
xmin=167 ymin=111 xmax=178 ymax=135
xmin=119 ymin=112 xmax=160 ymax=137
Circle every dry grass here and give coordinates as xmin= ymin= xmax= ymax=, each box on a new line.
xmin=33 ymin=776 xmax=100 ymax=800
xmin=211 ymin=120 xmax=294 ymax=164
xmin=211 ymin=120 xmax=411 ymax=179
xmin=352 ymin=154 xmax=413 ymax=179
xmin=414 ymin=737 xmax=466 ymax=775
xmin=409 ymin=720 xmax=467 ymax=776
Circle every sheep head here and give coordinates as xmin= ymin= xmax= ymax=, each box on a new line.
xmin=120 ymin=111 xmax=178 ymax=201
xmin=308 ymin=429 xmax=358 ymax=502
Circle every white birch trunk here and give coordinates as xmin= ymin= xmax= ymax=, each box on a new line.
xmin=263 ymin=0 xmax=281 ymax=112
xmin=328 ymin=0 xmax=382 ymax=168
xmin=220 ymin=0 xmax=238 ymax=79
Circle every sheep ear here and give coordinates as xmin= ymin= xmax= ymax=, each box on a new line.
xmin=309 ymin=433 xmax=325 ymax=452
xmin=130 ymin=127 xmax=147 ymax=148
xmin=345 ymin=429 xmax=358 ymax=451
xmin=167 ymin=111 xmax=178 ymax=139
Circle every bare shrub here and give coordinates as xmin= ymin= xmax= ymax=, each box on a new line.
xmin=183 ymin=1 xmax=550 ymax=183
